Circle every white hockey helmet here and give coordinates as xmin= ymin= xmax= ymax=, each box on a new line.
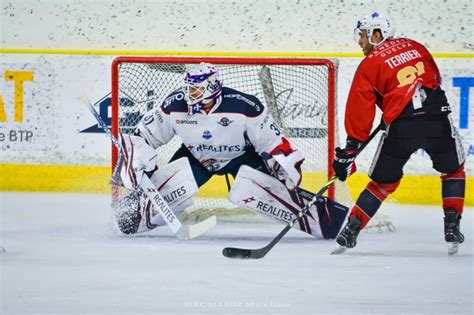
xmin=354 ymin=11 xmax=396 ymax=46
xmin=183 ymin=63 xmax=223 ymax=110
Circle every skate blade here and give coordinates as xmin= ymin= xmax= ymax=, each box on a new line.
xmin=448 ymin=242 xmax=459 ymax=255
xmin=330 ymin=245 xmax=347 ymax=255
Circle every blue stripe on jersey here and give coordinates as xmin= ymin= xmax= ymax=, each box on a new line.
xmin=214 ymin=87 xmax=265 ymax=117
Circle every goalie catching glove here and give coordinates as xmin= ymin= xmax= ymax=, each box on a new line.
xmin=119 ymin=134 xmax=158 ymax=190
xmin=264 ymin=137 xmax=305 ymax=190
xmin=332 ymin=137 xmax=362 ymax=181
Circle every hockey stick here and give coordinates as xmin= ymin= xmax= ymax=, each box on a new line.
xmin=222 ymin=123 xmax=383 ymax=259
xmin=80 ymin=95 xmax=217 ymax=240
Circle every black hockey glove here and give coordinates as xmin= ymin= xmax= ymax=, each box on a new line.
xmin=332 ymin=137 xmax=362 ymax=181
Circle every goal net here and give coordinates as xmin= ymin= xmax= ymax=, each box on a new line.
xmin=111 ymin=56 xmax=392 ymax=230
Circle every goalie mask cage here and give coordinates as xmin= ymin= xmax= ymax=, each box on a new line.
xmin=111 ymin=56 xmax=354 ymax=220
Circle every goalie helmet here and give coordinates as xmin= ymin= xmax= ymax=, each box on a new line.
xmin=354 ymin=11 xmax=396 ymax=46
xmin=183 ymin=63 xmax=223 ymax=115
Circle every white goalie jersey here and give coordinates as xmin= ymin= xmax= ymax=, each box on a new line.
xmin=137 ymin=86 xmax=285 ymax=171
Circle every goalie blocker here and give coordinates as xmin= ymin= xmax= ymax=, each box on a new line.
xmin=229 ymin=165 xmax=349 ymax=239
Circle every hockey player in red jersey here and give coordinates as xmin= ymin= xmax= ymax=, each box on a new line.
xmin=332 ymin=11 xmax=466 ymax=254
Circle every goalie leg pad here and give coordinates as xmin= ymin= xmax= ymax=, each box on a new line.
xmin=119 ymin=134 xmax=158 ymax=190
xmin=149 ymin=198 xmax=193 ymax=226
xmin=147 ymin=157 xmax=198 ymax=225
xmin=298 ymin=188 xmax=349 ymax=239
xmin=112 ymin=157 xmax=199 ymax=234
xmin=229 ymin=166 xmax=348 ymax=238
xmin=229 ymin=165 xmax=317 ymax=235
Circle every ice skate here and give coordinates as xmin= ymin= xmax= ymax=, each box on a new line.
xmin=331 ymin=216 xmax=362 ymax=254
xmin=444 ymin=209 xmax=464 ymax=255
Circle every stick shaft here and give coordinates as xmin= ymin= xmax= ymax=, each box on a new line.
xmin=222 ymin=123 xmax=384 ymax=259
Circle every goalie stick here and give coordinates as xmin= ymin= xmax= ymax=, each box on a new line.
xmin=81 ymin=95 xmax=217 ymax=240
xmin=222 ymin=123 xmax=383 ymax=259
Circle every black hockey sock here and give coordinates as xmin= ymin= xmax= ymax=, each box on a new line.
xmin=441 ymin=165 xmax=465 ymax=215
xmin=349 ymin=180 xmax=400 ymax=228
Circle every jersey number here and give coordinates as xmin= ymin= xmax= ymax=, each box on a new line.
xmin=396 ymin=62 xmax=425 ymax=88
xmin=270 ymin=122 xmax=281 ymax=136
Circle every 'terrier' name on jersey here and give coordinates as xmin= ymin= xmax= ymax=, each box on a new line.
xmin=384 ymin=49 xmax=422 ymax=69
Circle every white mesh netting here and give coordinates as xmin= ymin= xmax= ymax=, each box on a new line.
xmin=112 ymin=58 xmax=392 ymax=230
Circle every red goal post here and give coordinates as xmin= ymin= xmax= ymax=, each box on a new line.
xmin=111 ymin=56 xmax=342 ymax=208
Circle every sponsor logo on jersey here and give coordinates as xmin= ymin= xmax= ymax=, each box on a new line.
xmin=154 ymin=110 xmax=164 ymax=123
xmin=141 ymin=123 xmax=154 ymax=138
xmin=194 ymin=144 xmax=242 ymax=153
xmin=163 ymin=91 xmax=185 ymax=107
xmin=217 ymin=117 xmax=234 ymax=127
xmin=262 ymin=113 xmax=270 ymax=124
xmin=202 ymin=130 xmax=212 ymax=140
xmin=143 ymin=113 xmax=154 ymax=125
xmin=225 ymin=93 xmax=260 ymax=111
xmin=176 ymin=119 xmax=198 ymax=125
xmin=370 ymin=38 xmax=414 ymax=59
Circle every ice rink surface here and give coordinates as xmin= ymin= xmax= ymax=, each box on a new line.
xmin=1 ymin=192 xmax=473 ymax=315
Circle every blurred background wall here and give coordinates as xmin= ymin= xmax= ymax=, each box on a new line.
xmin=1 ymin=0 xmax=472 ymax=204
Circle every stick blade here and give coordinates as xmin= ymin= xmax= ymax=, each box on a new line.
xmin=176 ymin=215 xmax=217 ymax=240
xmin=222 ymin=247 xmax=254 ymax=259
xmin=222 ymin=246 xmax=270 ymax=259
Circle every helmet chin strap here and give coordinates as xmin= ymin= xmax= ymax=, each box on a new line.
xmin=368 ymin=36 xmax=387 ymax=46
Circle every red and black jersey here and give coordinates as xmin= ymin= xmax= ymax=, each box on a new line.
xmin=345 ymin=38 xmax=443 ymax=142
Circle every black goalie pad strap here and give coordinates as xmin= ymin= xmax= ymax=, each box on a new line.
xmin=315 ymin=197 xmax=349 ymax=239
xmin=297 ymin=188 xmax=349 ymax=239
